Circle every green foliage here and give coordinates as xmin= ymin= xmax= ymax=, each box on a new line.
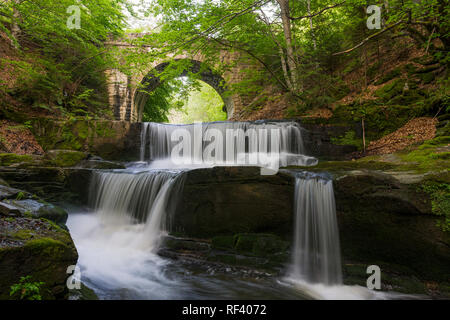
xmin=421 ymin=181 xmax=450 ymax=232
xmin=10 ymin=276 xmax=44 ymax=300
xmin=141 ymin=79 xmax=185 ymax=123
xmin=174 ymin=81 xmax=227 ymax=123
xmin=15 ymin=191 xmax=25 ymax=201
xmin=374 ymin=79 xmax=405 ymax=101
xmin=0 ymin=0 xmax=130 ymax=118
xmin=331 ymin=130 xmax=363 ymax=150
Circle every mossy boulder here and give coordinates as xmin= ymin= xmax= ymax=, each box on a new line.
xmin=0 ymin=216 xmax=78 ymax=299
xmin=44 ymin=150 xmax=87 ymax=167
xmin=234 ymin=233 xmax=289 ymax=257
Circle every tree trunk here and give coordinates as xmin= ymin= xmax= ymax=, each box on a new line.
xmin=307 ymin=0 xmax=317 ymax=51
xmin=277 ymin=0 xmax=299 ymax=92
xmin=11 ymin=0 xmax=20 ymax=48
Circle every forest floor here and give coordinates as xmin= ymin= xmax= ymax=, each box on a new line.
xmin=0 ymin=120 xmax=43 ymax=155
xmin=359 ymin=117 xmax=438 ymax=156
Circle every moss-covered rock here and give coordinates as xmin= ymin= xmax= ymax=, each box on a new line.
xmin=0 ymin=153 xmax=33 ymax=166
xmin=374 ymin=67 xmax=402 ymax=85
xmin=374 ymin=79 xmax=406 ymax=101
xmin=30 ymin=118 xmax=140 ymax=161
xmin=44 ymin=150 xmax=87 ymax=167
xmin=36 ymin=205 xmax=68 ymax=226
xmin=0 ymin=216 xmax=78 ymax=300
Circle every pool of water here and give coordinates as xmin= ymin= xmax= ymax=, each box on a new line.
xmin=66 ymin=209 xmax=419 ymax=300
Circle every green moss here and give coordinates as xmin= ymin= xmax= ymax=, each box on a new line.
xmin=374 ymin=67 xmax=402 ymax=85
xmin=330 ymin=131 xmax=363 ymax=150
xmin=24 ymin=238 xmax=67 ymax=257
xmin=0 ymin=153 xmax=33 ymax=166
xmin=211 ymin=235 xmax=236 ymax=250
xmin=94 ymin=122 xmax=115 ymax=138
xmin=374 ymin=79 xmax=405 ymax=101
xmin=342 ymin=58 xmax=361 ymax=75
xmin=419 ymin=72 xmax=436 ymax=84
xmin=398 ymin=136 xmax=450 ymax=171
xmin=45 ymin=150 xmax=86 ymax=167
xmin=234 ymin=234 xmax=289 ymax=257
xmin=420 ymin=177 xmax=450 ymax=232
xmin=23 ymin=211 xmax=33 ymax=218
xmin=387 ymin=88 xmax=426 ymax=105
xmin=11 ymin=229 xmax=36 ymax=240
xmin=404 ymin=63 xmax=417 ymax=75
xmin=412 ymin=56 xmax=437 ymax=66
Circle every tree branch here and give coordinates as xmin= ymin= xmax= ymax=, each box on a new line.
xmin=289 ymin=2 xmax=345 ymax=21
xmin=332 ymin=20 xmax=403 ymax=56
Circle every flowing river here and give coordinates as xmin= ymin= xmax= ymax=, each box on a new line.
xmin=66 ymin=121 xmax=416 ymax=300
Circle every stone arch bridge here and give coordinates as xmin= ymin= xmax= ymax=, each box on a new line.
xmin=105 ymin=33 xmax=255 ymax=122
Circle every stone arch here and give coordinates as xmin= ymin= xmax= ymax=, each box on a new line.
xmin=132 ymin=59 xmax=234 ymax=122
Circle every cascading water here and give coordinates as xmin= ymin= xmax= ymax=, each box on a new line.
xmin=67 ymin=119 xmax=410 ymax=299
xmin=288 ymin=172 xmax=342 ymax=285
xmin=281 ymin=172 xmax=406 ymax=299
xmin=88 ymin=170 xmax=185 ymax=250
xmin=139 ymin=121 xmax=318 ymax=168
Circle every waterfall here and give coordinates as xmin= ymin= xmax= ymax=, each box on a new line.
xmin=289 ymin=172 xmax=342 ymax=285
xmin=139 ymin=121 xmax=318 ymax=168
xmin=140 ymin=122 xmax=150 ymax=161
xmin=89 ymin=170 xmax=185 ymax=250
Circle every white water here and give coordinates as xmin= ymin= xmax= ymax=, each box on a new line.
xmin=139 ymin=121 xmax=318 ymax=168
xmin=289 ymin=173 xmax=342 ymax=285
xmin=281 ymin=172 xmax=419 ymax=300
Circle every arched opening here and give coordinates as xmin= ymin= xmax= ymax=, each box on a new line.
xmin=133 ymin=59 xmax=233 ymax=122
xmin=167 ymin=79 xmax=227 ymax=124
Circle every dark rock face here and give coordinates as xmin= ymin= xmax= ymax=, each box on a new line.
xmin=0 ymin=184 xmax=24 ymax=200
xmin=76 ymin=160 xmax=126 ymax=170
xmin=301 ymin=123 xmax=358 ymax=160
xmin=334 ymin=171 xmax=450 ymax=283
xmin=171 ymin=167 xmax=295 ymax=238
xmin=0 ymin=167 xmax=92 ymax=203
